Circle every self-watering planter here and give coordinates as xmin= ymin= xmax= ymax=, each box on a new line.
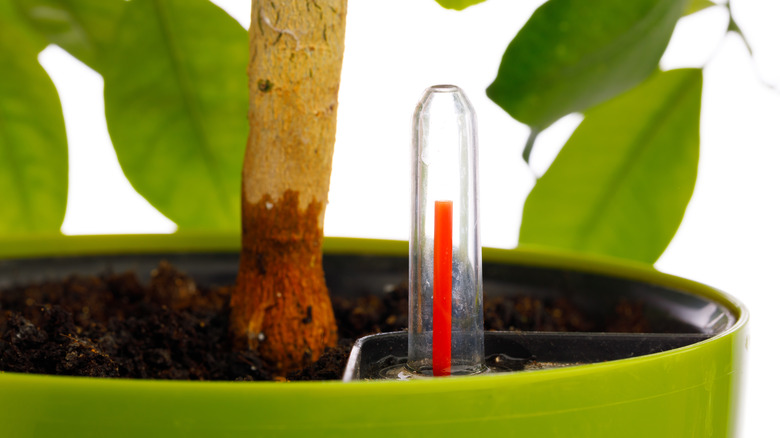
xmin=0 ymin=235 xmax=746 ymax=437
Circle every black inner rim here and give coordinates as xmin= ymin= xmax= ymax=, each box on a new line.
xmin=0 ymin=252 xmax=735 ymax=379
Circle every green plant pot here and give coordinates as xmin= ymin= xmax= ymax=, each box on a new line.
xmin=0 ymin=234 xmax=747 ymax=437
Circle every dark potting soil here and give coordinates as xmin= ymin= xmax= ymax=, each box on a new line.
xmin=0 ymin=262 xmax=647 ymax=381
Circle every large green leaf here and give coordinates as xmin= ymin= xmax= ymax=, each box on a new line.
xmin=487 ymin=0 xmax=686 ymax=132
xmin=102 ymin=0 xmax=248 ymax=232
xmin=0 ymin=3 xmax=68 ymax=235
xmin=519 ymin=69 xmax=702 ymax=264
xmin=11 ymin=0 xmax=127 ymax=70
xmin=1 ymin=2 xmax=48 ymax=53
xmin=435 ymin=0 xmax=488 ymax=10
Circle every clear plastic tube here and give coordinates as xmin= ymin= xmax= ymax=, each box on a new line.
xmin=408 ymin=85 xmax=485 ymax=377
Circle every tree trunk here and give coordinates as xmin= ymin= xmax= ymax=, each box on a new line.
xmin=231 ymin=0 xmax=347 ymax=374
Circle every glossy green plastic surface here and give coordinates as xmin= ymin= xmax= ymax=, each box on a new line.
xmin=0 ymin=235 xmax=747 ymax=437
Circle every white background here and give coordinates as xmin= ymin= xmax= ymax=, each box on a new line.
xmin=40 ymin=0 xmax=778 ymax=435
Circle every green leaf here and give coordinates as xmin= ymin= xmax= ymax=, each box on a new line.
xmin=11 ymin=0 xmax=127 ymax=70
xmin=102 ymin=0 xmax=247 ymax=232
xmin=487 ymin=0 xmax=686 ymax=132
xmin=519 ymin=69 xmax=702 ymax=264
xmin=435 ymin=0 xmax=488 ymax=10
xmin=685 ymin=0 xmax=716 ymax=16
xmin=0 ymin=6 xmax=68 ymax=235
xmin=1 ymin=1 xmax=48 ymax=53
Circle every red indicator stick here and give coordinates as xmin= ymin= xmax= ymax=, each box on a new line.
xmin=433 ymin=200 xmax=453 ymax=377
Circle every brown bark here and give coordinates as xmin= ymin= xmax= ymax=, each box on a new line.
xmin=231 ymin=0 xmax=347 ymax=373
